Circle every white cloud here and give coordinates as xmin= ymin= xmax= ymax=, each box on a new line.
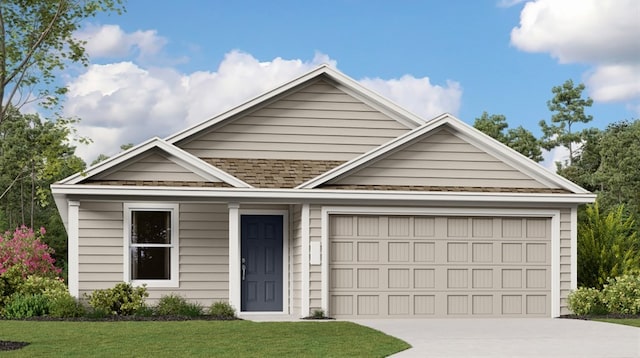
xmin=511 ymin=0 xmax=640 ymax=108
xmin=586 ymin=64 xmax=640 ymax=102
xmin=65 ymin=48 xmax=462 ymax=163
xmin=76 ymin=24 xmax=168 ymax=61
xmin=360 ymin=76 xmax=462 ymax=120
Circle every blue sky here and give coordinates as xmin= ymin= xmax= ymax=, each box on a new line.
xmin=65 ymin=0 xmax=640 ymax=167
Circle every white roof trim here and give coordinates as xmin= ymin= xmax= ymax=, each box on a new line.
xmin=165 ymin=64 xmax=424 ymax=144
xmin=296 ymin=113 xmax=590 ymax=194
xmin=50 ymin=184 xmax=596 ymax=204
xmin=57 ymin=137 xmax=252 ymax=188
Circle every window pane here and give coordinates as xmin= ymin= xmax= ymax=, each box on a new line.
xmin=131 ymin=247 xmax=170 ymax=280
xmin=132 ymin=211 xmax=170 ymax=244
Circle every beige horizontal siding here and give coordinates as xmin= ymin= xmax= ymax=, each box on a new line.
xmin=559 ymin=208 xmax=572 ymax=315
xmin=291 ymin=205 xmax=302 ymax=317
xmin=179 ymin=80 xmax=410 ymax=161
xmin=95 ymin=152 xmax=212 ymax=182
xmin=332 ymin=128 xmax=549 ymax=189
xmin=78 ymin=201 xmax=231 ymax=306
xmin=78 ymin=201 xmax=123 ymax=297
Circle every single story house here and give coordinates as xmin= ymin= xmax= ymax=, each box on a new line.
xmin=52 ymin=65 xmax=595 ymax=318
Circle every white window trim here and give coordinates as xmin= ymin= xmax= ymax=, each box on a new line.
xmin=123 ymin=203 xmax=179 ymax=288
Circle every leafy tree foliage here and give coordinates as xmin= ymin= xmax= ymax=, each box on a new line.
xmin=577 ymin=202 xmax=640 ymax=289
xmin=559 ymin=120 xmax=640 ymax=220
xmin=473 ymin=112 xmax=543 ymax=162
xmin=0 ymin=0 xmax=125 ymax=123
xmin=539 ymin=79 xmax=593 ymax=165
xmin=0 ymin=107 xmax=85 ymax=270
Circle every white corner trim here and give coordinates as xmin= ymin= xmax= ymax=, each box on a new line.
xmin=320 ymin=206 xmax=562 ymax=318
xmin=123 ymin=202 xmax=180 ymax=288
xmin=320 ymin=207 xmax=330 ymax=316
xmin=228 ymin=203 xmax=241 ymax=312
xmin=301 ymin=203 xmax=310 ymax=317
xmin=67 ymin=200 xmax=80 ymax=298
xmin=551 ymin=211 xmax=561 ymax=318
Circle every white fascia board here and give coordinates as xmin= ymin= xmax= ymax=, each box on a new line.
xmin=49 ymin=185 xmax=597 ymax=204
xmin=297 ymin=113 xmax=451 ymax=189
xmin=58 ymin=137 xmax=251 ymax=188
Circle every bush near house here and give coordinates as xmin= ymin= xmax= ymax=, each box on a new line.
xmin=85 ymin=282 xmax=149 ymax=317
xmin=568 ymin=274 xmax=640 ymax=315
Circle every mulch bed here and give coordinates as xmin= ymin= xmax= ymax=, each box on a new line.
xmin=0 ymin=341 xmax=29 ymax=351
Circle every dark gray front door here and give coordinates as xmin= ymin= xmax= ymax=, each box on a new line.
xmin=241 ymin=215 xmax=283 ymax=311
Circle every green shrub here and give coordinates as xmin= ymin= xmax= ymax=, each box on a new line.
xmin=602 ymin=274 xmax=640 ymax=314
xmin=86 ymin=282 xmax=148 ymax=316
xmin=48 ymin=294 xmax=85 ymax=318
xmin=0 ymin=265 xmax=28 ymax=305
xmin=19 ymin=275 xmax=67 ymax=297
xmin=134 ymin=305 xmax=155 ymax=317
xmin=209 ymin=301 xmax=236 ymax=319
xmin=156 ymin=294 xmax=203 ymax=317
xmin=567 ymin=287 xmax=608 ymax=315
xmin=3 ymin=293 xmax=50 ymax=319
xmin=577 ymin=203 xmax=640 ymax=289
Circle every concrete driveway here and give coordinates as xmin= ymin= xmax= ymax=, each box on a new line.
xmin=351 ymin=318 xmax=640 ymax=357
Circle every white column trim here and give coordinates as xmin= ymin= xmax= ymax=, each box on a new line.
xmin=301 ymin=203 xmax=310 ymax=317
xmin=571 ymin=206 xmax=578 ymax=290
xmin=551 ymin=211 xmax=561 ymax=318
xmin=67 ymin=200 xmax=80 ymax=298
xmin=228 ymin=203 xmax=240 ymax=312
xmin=320 ymin=208 xmax=329 ymax=315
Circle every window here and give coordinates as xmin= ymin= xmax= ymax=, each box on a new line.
xmin=124 ymin=203 xmax=179 ymax=287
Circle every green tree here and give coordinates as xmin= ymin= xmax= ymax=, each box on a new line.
xmin=558 ymin=120 xmax=640 ymax=221
xmin=0 ymin=107 xmax=86 ymax=270
xmin=539 ymin=79 xmax=594 ymax=166
xmin=473 ymin=112 xmax=543 ymax=162
xmin=0 ymin=0 xmax=125 ymax=124
xmin=577 ymin=202 xmax=640 ymax=289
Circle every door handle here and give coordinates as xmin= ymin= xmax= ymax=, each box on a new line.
xmin=241 ymin=257 xmax=246 ymax=281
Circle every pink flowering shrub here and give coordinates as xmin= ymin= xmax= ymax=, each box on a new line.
xmin=0 ymin=226 xmax=61 ymax=278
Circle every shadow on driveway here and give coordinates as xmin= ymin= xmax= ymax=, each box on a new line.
xmin=350 ymin=318 xmax=639 ymax=357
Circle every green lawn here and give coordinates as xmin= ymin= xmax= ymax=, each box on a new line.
xmin=0 ymin=320 xmax=410 ymax=357
xmin=593 ymin=318 xmax=640 ymax=328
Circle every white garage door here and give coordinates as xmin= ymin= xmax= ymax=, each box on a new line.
xmin=329 ymin=215 xmax=551 ymax=318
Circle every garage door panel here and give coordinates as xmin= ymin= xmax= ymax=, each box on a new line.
xmin=329 ymin=215 xmax=551 ymax=318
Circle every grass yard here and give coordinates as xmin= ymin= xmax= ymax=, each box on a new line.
xmin=0 ymin=320 xmax=410 ymax=357
xmin=593 ymin=318 xmax=640 ymax=328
